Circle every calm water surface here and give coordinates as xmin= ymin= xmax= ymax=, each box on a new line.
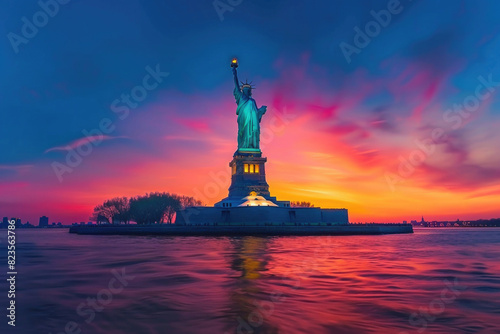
xmin=1 ymin=228 xmax=500 ymax=334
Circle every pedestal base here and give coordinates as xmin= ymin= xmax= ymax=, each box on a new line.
xmin=227 ymin=153 xmax=270 ymax=198
xmin=213 ymin=150 xmax=290 ymax=207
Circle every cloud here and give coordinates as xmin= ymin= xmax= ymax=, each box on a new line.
xmin=0 ymin=165 xmax=33 ymax=180
xmin=0 ymin=164 xmax=33 ymax=171
xmin=44 ymin=135 xmax=128 ymax=153
xmin=174 ymin=118 xmax=212 ymax=133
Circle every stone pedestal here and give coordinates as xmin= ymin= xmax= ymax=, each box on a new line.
xmin=214 ymin=149 xmax=291 ymax=208
xmin=228 ymin=150 xmax=270 ymax=198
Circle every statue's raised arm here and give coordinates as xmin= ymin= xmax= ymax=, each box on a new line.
xmin=232 ymin=67 xmax=240 ymax=92
xmin=231 ymin=58 xmax=241 ymax=93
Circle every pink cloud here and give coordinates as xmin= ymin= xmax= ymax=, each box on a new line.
xmin=175 ymin=118 xmax=212 ymax=133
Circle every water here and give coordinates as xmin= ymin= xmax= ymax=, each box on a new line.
xmin=1 ymin=228 xmax=500 ymax=334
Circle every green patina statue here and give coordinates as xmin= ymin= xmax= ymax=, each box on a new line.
xmin=231 ymin=60 xmax=267 ymax=151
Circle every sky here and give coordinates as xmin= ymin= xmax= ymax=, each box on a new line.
xmin=1 ymin=0 xmax=500 ymax=224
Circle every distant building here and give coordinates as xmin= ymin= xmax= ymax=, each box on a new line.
xmin=1 ymin=217 xmax=8 ymax=228
xmin=39 ymin=216 xmax=49 ymax=227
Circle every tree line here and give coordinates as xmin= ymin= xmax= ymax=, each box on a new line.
xmin=290 ymin=201 xmax=314 ymax=208
xmin=91 ymin=192 xmax=202 ymax=225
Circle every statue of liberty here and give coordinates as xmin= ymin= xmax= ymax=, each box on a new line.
xmin=231 ymin=59 xmax=267 ymax=151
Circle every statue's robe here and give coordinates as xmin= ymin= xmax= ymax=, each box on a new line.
xmin=234 ymin=87 xmax=266 ymax=149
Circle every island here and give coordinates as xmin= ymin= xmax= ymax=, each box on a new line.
xmin=70 ymin=59 xmax=412 ymax=236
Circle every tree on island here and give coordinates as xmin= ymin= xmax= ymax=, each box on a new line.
xmin=91 ymin=197 xmax=130 ymax=224
xmin=178 ymin=195 xmax=203 ymax=208
xmin=290 ymin=201 xmax=315 ymax=208
xmin=93 ymin=214 xmax=109 ymax=224
xmin=129 ymin=192 xmax=180 ymax=224
xmin=91 ymin=193 xmax=202 ymax=225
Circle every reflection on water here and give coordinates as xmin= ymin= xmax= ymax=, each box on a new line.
xmin=2 ymin=228 xmax=500 ymax=334
xmin=228 ymin=237 xmax=280 ymax=334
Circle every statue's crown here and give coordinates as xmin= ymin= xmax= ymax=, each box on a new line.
xmin=240 ymin=80 xmax=255 ymax=89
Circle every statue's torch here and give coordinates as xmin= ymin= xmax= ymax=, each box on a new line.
xmin=231 ymin=58 xmax=238 ymax=68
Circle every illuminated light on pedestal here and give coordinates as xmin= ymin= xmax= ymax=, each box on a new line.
xmin=239 ymin=195 xmax=278 ymax=207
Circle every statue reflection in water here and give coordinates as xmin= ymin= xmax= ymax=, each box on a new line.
xmin=224 ymin=237 xmax=281 ymax=334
